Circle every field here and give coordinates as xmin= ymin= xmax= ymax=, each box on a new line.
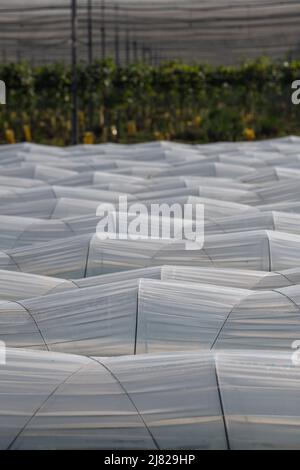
xmin=0 ymin=137 xmax=300 ymax=448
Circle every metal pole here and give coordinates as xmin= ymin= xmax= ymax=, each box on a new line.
xmin=71 ymin=0 xmax=78 ymax=145
xmin=133 ymin=40 xmax=138 ymax=62
xmin=17 ymin=22 xmax=22 ymax=62
xmin=101 ymin=0 xmax=106 ymax=60
xmin=115 ymin=4 xmax=120 ymax=67
xmin=149 ymin=48 xmax=153 ymax=66
xmin=125 ymin=28 xmax=130 ymax=66
xmin=114 ymin=4 xmax=121 ymax=140
xmin=142 ymin=45 xmax=147 ymax=64
xmin=87 ymin=0 xmax=93 ymax=130
xmin=17 ymin=38 xmax=21 ymax=62
xmin=87 ymin=0 xmax=93 ymax=65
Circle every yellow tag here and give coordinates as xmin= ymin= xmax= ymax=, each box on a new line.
xmin=243 ymin=127 xmax=256 ymax=141
xmin=127 ymin=121 xmax=137 ymax=136
xmin=23 ymin=125 xmax=32 ymax=142
xmin=83 ymin=132 xmax=95 ymax=144
xmin=5 ymin=129 xmax=16 ymax=144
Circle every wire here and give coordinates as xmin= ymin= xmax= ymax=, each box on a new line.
xmin=0 ymin=0 xmax=298 ymax=65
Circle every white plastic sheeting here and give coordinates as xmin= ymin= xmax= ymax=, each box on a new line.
xmin=1 ymin=265 xmax=300 ymax=302
xmin=1 ymin=348 xmax=300 ymax=450
xmin=0 ymin=269 xmax=75 ymax=301
xmin=1 ymin=230 xmax=300 ymax=278
xmin=1 ymin=137 xmax=300 ymax=448
xmin=137 ymin=279 xmax=300 ymax=353
xmin=1 ymin=277 xmax=300 ymax=355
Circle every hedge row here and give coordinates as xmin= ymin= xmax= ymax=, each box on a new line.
xmin=0 ymin=57 xmax=299 ymax=145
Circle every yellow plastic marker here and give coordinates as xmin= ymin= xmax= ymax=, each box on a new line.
xmin=23 ymin=125 xmax=32 ymax=142
xmin=243 ymin=127 xmax=256 ymax=141
xmin=127 ymin=121 xmax=137 ymax=136
xmin=194 ymin=115 xmax=202 ymax=127
xmin=83 ymin=132 xmax=95 ymax=144
xmin=5 ymin=129 xmax=16 ymax=144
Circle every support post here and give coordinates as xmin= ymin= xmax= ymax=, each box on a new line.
xmin=115 ymin=4 xmax=120 ymax=67
xmin=87 ymin=0 xmax=93 ymax=130
xmin=101 ymin=0 xmax=106 ymax=60
xmin=71 ymin=0 xmax=78 ymax=145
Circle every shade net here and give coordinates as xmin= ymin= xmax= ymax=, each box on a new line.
xmin=0 ymin=1 xmax=299 ymax=65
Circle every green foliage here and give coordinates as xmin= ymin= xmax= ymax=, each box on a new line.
xmin=0 ymin=57 xmax=299 ymax=145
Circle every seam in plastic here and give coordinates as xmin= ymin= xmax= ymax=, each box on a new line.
xmin=91 ymin=357 xmax=160 ymax=450
xmin=214 ymin=361 xmax=231 ymax=450
xmin=14 ymin=300 xmax=50 ymax=351
xmin=7 ymin=362 xmax=88 ymax=450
